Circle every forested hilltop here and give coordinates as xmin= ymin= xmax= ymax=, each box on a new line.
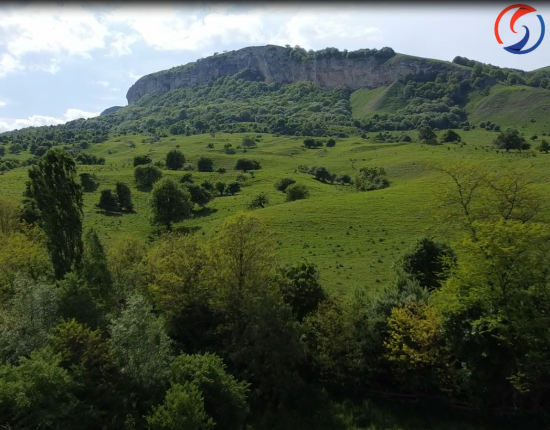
xmin=2 ymin=45 xmax=550 ymax=430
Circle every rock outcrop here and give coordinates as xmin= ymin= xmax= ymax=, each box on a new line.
xmin=126 ymin=45 xmax=469 ymax=104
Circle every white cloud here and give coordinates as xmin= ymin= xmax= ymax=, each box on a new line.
xmin=0 ymin=53 xmax=24 ymax=77
xmin=93 ymin=80 xmax=110 ymax=87
xmin=0 ymin=108 xmax=99 ymax=132
xmin=108 ymin=31 xmax=140 ymax=56
xmin=0 ymin=101 xmax=6 ymax=107
xmin=30 ymin=58 xmax=60 ymax=74
xmin=110 ymin=87 xmax=120 ymax=92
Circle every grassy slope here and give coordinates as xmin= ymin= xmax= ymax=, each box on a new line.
xmin=350 ymin=84 xmax=406 ymax=119
xmin=467 ymin=84 xmax=550 ymax=132
xmin=2 ymin=130 xmax=550 ymax=295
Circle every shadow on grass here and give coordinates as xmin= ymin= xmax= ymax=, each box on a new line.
xmin=94 ymin=210 xmax=122 ymax=217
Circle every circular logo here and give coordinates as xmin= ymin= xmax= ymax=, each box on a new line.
xmin=494 ymin=4 xmax=545 ymax=54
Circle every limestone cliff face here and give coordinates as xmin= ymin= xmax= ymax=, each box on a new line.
xmin=126 ymin=45 xmax=469 ymax=104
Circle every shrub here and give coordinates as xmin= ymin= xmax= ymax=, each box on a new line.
xmin=355 ymin=167 xmax=389 ymax=191
xmin=133 ymin=154 xmax=152 ymax=167
xmin=134 ymin=164 xmax=163 ymax=188
xmin=248 ymin=193 xmax=269 ymax=209
xmin=226 ymin=181 xmax=241 ymax=195
xmin=441 ymin=130 xmax=462 ymax=143
xmin=98 ymin=189 xmax=119 ymax=212
xmin=166 ymin=149 xmax=185 ymax=170
xmin=286 ymin=184 xmax=309 ymax=202
xmin=235 ymin=159 xmax=261 ymax=173
xmin=275 ymin=177 xmax=296 ymax=192
xmin=79 ymin=173 xmax=99 ymax=192
xmin=115 ymin=182 xmax=133 ymax=211
xmin=197 ymin=157 xmax=214 ymax=172
xmin=326 ymin=138 xmax=336 ymax=148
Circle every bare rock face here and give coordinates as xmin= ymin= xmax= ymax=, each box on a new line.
xmin=126 ymin=45 xmax=469 ymax=104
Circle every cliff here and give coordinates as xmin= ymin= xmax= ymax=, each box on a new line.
xmin=126 ymin=45 xmax=470 ymax=104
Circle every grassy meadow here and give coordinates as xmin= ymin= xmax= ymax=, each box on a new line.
xmin=1 ymin=128 xmax=549 ymax=295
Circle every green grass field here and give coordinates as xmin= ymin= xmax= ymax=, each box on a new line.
xmin=1 ymin=129 xmax=549 ymax=294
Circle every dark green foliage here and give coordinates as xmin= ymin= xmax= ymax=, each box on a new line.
xmin=418 ymin=125 xmax=437 ymax=144
xmin=400 ymin=134 xmax=412 ymax=142
xmin=0 ymin=146 xmax=5 ymax=157
xmin=28 ymin=148 xmax=83 ymax=280
xmin=79 ymin=172 xmax=99 ymax=192
xmin=441 ymin=129 xmax=462 ymax=142
xmin=226 ymin=181 xmax=241 ymax=195
xmin=166 ymin=149 xmax=185 ymax=170
xmin=183 ymin=184 xmax=213 ymax=207
xmin=180 ymin=173 xmax=194 ymax=184
xmin=115 ymin=182 xmax=133 ymax=211
xmin=197 ymin=157 xmax=214 ymax=172
xmin=134 ymin=164 xmax=163 ymax=188
xmin=326 ymin=138 xmax=336 ymax=147
xmin=303 ymin=138 xmax=324 ymax=148
xmin=214 ymin=181 xmax=226 ymax=196
xmin=312 ymin=166 xmax=334 ymax=183
xmin=75 ymin=153 xmax=105 ymax=165
xmin=241 ymin=135 xmax=257 ymax=148
xmin=98 ymin=189 xmax=119 ymax=213
xmin=494 ymin=127 xmax=526 ymax=151
xmin=151 ymin=179 xmax=192 ymax=229
xmin=286 ymin=184 xmax=309 ymax=202
xmin=169 ymin=353 xmax=250 ymax=430
xmin=355 ymin=167 xmax=389 ymax=191
xmin=248 ymin=192 xmax=269 ymax=209
xmin=133 ymin=154 xmax=152 ymax=167
xmin=235 ymin=158 xmax=261 ymax=172
xmin=217 ymin=167 xmax=226 ymax=174
xmin=537 ymin=139 xmax=550 ymax=153
xmin=276 ymin=262 xmax=327 ymax=321
xmin=275 ymin=177 xmax=296 ymax=192
xmin=396 ymin=237 xmax=456 ymax=291
xmin=200 ymin=180 xmax=214 ymax=191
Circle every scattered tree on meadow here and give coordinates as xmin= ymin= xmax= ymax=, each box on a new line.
xmin=441 ymin=130 xmax=461 ymax=143
xmin=248 ymin=193 xmax=269 ymax=209
xmin=226 ymin=181 xmax=241 ymax=195
xmin=115 ymin=182 xmax=133 ymax=211
xmin=133 ymin=154 xmax=152 ymax=167
xmin=275 ymin=177 xmax=296 ymax=192
xmin=241 ymin=136 xmax=257 ymax=148
xmin=418 ymin=125 xmax=437 ymax=144
xmin=98 ymin=189 xmax=119 ymax=213
xmin=285 ymin=184 xmax=309 ymax=202
xmin=215 ymin=181 xmax=226 ymax=196
xmin=326 ymin=138 xmax=336 ymax=148
xmin=166 ymin=149 xmax=186 ymax=170
xmin=493 ymin=127 xmax=526 ymax=152
xmin=28 ymin=148 xmax=83 ymax=280
xmin=134 ymin=164 xmax=163 ymax=188
xmin=150 ymin=178 xmax=192 ymax=230
xmin=537 ymin=139 xmax=550 ymax=153
xmin=235 ymin=159 xmax=261 ymax=173
xmin=197 ymin=157 xmax=214 ymax=172
xmin=79 ymin=173 xmax=99 ymax=192
xmin=355 ymin=167 xmax=389 ymax=191
xmin=183 ymin=184 xmax=213 ymax=208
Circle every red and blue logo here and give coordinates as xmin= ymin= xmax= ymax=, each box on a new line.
xmin=495 ymin=4 xmax=545 ymax=54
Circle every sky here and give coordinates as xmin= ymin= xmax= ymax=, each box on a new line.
xmin=1 ymin=1 xmax=550 ymax=133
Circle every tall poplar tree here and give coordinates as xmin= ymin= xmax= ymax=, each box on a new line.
xmin=28 ymin=148 xmax=83 ymax=280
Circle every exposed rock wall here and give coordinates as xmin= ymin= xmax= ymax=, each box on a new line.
xmin=126 ymin=45 xmax=469 ymax=104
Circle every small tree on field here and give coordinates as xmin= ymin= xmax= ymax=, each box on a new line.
xmin=326 ymin=138 xmax=336 ymax=148
xmin=115 ymin=182 xmax=133 ymax=211
xmin=537 ymin=139 xmax=550 ymax=153
xmin=79 ymin=173 xmax=99 ymax=192
xmin=98 ymin=189 xmax=119 ymax=213
xmin=275 ymin=177 xmax=296 ymax=192
xmin=494 ymin=127 xmax=525 ymax=152
xmin=215 ymin=181 xmax=226 ymax=196
xmin=197 ymin=157 xmax=214 ymax=172
xmin=166 ymin=149 xmax=185 ymax=170
xmin=201 ymin=180 xmax=214 ymax=191
xmin=242 ymin=136 xmax=257 ymax=148
xmin=441 ymin=130 xmax=462 ymax=143
xmin=226 ymin=181 xmax=241 ymax=195
xmin=150 ymin=179 xmax=192 ymax=230
xmin=312 ymin=167 xmax=333 ymax=183
xmin=134 ymin=164 xmax=163 ymax=188
xmin=286 ymin=184 xmax=309 ymax=202
xmin=180 ymin=173 xmax=194 ymax=184
xmin=133 ymin=154 xmax=152 ymax=167
xmin=235 ymin=159 xmax=261 ymax=173
xmin=248 ymin=193 xmax=269 ymax=209
xmin=183 ymin=184 xmax=213 ymax=208
xmin=418 ymin=125 xmax=437 ymax=144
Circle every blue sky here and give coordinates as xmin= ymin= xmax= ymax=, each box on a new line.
xmin=1 ymin=2 xmax=549 ymax=132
